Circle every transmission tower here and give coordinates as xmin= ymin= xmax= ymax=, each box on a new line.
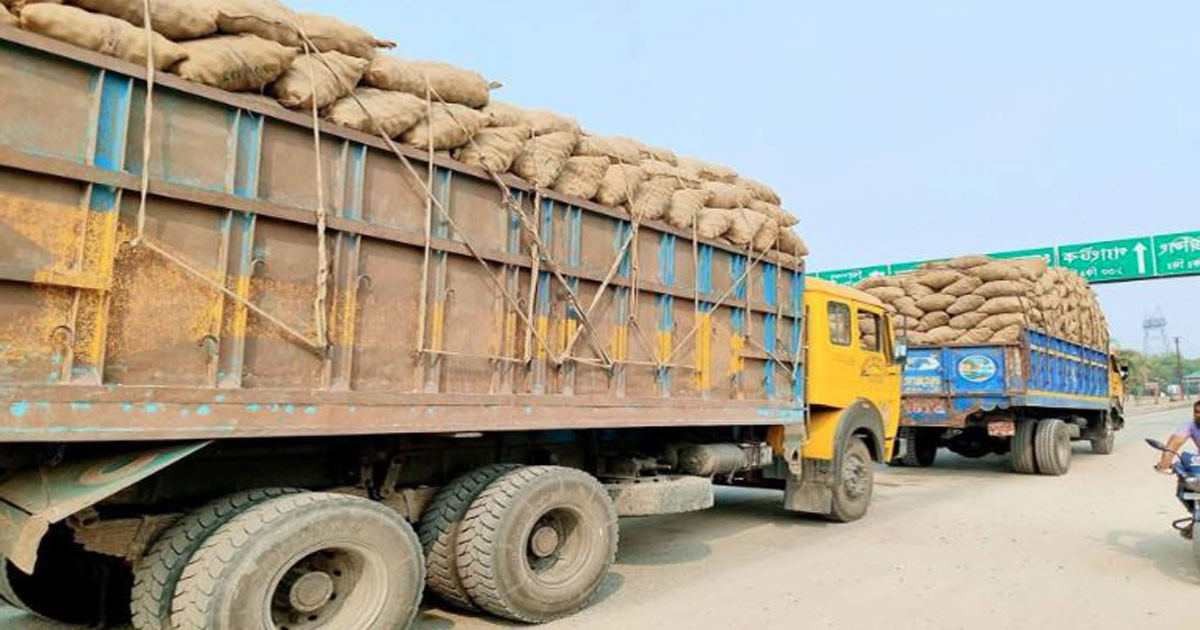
xmin=1143 ymin=306 xmax=1170 ymax=355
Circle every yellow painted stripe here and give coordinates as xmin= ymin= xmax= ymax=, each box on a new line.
xmin=430 ymin=301 xmax=445 ymax=352
xmin=611 ymin=324 xmax=628 ymax=361
xmin=657 ymin=331 xmax=672 ymax=363
xmin=536 ymin=315 xmax=550 ymax=359
xmin=1025 ymin=390 xmax=1109 ymax=402
xmin=730 ymin=334 xmax=744 ymax=376
xmin=696 ymin=313 xmax=712 ymax=391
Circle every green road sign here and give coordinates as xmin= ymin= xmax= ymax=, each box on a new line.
xmin=989 ymin=247 xmax=1055 ymax=263
xmin=1057 ymin=237 xmax=1153 ymax=282
xmin=1152 ymin=231 xmax=1200 ymax=276
xmin=890 ymin=259 xmax=947 ymax=274
xmin=818 ymin=265 xmax=889 ymax=286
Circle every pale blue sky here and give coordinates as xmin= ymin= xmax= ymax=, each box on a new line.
xmin=295 ymin=1 xmax=1199 ymax=355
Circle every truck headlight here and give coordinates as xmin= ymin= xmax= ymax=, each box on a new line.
xmin=1184 ymin=477 xmax=1200 ymax=492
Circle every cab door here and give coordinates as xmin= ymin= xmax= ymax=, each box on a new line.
xmin=855 ymin=305 xmax=903 ymax=456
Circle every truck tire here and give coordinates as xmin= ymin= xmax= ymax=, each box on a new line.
xmin=130 ymin=487 xmax=302 ymax=630
xmin=418 ymin=463 xmax=520 ymax=611
xmin=827 ymin=438 xmax=874 ymax=523
xmin=901 ymin=427 xmax=937 ymax=467
xmin=1011 ymin=420 xmax=1037 ymax=474
xmin=171 ymin=492 xmax=423 ymax=630
xmin=1091 ymin=416 xmax=1116 ymax=455
xmin=456 ymin=466 xmax=618 ymax=623
xmin=1035 ymin=418 xmax=1072 ymax=476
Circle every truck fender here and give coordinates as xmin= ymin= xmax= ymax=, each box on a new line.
xmin=0 ymin=442 xmax=208 ymax=574
xmin=786 ymin=400 xmax=884 ymax=514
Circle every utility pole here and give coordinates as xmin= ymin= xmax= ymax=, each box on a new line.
xmin=1176 ymin=337 xmax=1187 ymax=401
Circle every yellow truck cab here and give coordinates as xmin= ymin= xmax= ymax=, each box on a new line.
xmin=782 ymin=278 xmax=904 ymax=520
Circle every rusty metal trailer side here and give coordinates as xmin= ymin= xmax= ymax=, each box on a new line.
xmin=0 ymin=27 xmax=808 ymax=443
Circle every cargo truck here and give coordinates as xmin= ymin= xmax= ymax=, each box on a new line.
xmin=0 ymin=28 xmax=904 ymax=629
xmin=892 ymin=327 xmax=1125 ymax=474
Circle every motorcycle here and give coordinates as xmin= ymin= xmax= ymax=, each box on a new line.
xmin=1146 ymin=437 xmax=1200 ymax=565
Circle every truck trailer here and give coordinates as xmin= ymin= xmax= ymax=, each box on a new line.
xmin=893 ymin=327 xmax=1124 ymax=474
xmin=0 ymin=28 xmax=904 ymax=629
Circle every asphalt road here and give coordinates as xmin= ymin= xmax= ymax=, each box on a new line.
xmin=4 ymin=404 xmax=1196 ymax=630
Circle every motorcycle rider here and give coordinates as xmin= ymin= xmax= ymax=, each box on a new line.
xmin=1156 ymin=401 xmax=1200 ymax=473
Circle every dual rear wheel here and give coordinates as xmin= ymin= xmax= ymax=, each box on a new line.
xmin=1011 ymin=418 xmax=1072 ymax=476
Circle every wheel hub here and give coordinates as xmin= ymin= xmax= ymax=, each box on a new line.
xmin=842 ymin=456 xmax=868 ymax=499
xmin=530 ymin=525 xmax=561 ymax=558
xmin=287 ymin=571 xmax=335 ymax=613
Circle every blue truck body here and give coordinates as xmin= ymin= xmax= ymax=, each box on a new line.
xmin=901 ymin=328 xmax=1112 ymax=428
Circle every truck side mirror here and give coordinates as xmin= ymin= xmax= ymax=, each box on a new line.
xmin=1118 ymin=364 xmax=1130 ymax=380
xmin=893 ymin=339 xmax=908 ymax=365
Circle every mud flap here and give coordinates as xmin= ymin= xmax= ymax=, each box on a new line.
xmin=0 ymin=442 xmax=208 ymax=574
xmin=783 ymin=459 xmax=833 ymax=514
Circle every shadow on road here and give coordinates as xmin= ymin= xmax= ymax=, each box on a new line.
xmin=1106 ymin=528 xmax=1200 ymax=585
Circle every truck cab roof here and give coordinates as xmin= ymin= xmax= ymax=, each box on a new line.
xmin=805 ymin=276 xmax=886 ymax=309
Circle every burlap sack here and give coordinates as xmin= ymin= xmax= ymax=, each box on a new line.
xmin=752 ymin=217 xmax=780 ymax=252
xmin=702 ymin=181 xmax=752 ymax=209
xmin=0 ymin=3 xmax=13 ymax=25
xmin=776 ymin=230 xmax=808 ymax=257
xmin=915 ymin=293 xmax=956 ymax=312
xmin=212 ymin=0 xmax=300 ymax=47
xmin=21 ymin=4 xmax=188 ymax=70
xmin=735 ymin=177 xmax=781 ymax=205
xmin=594 ymin=164 xmax=645 ymax=206
xmin=631 ymin=178 xmax=681 ymax=221
xmin=893 ymin=296 xmax=923 ymax=319
xmin=980 ymin=313 xmax=1025 ymax=331
xmin=926 ymin=327 xmax=961 ymax=345
xmin=949 ymin=311 xmax=989 ymax=329
xmin=174 ymin=35 xmax=296 ymax=91
xmin=957 ymin=327 xmax=995 ymax=344
xmin=666 ymin=188 xmax=710 ymax=231
xmin=721 ymin=209 xmax=765 ymax=246
xmin=901 ymin=279 xmax=934 ymax=299
xmin=365 ymin=56 xmax=489 ymax=108
xmin=893 ymin=315 xmax=920 ymax=330
xmin=696 ymin=208 xmax=733 ymax=239
xmin=991 ymin=324 xmax=1023 ymax=343
xmin=297 ymin=12 xmax=394 ymax=59
xmin=677 ymin=157 xmax=737 ymax=183
xmin=774 ymin=252 xmax=802 ymax=269
xmin=481 ymin=100 xmax=524 ymax=128
xmin=640 ymin=145 xmax=676 ymax=164
xmin=919 ymin=311 xmax=950 ymax=331
xmin=858 ymin=276 xmax=899 ymax=290
xmin=641 ymin=160 xmax=699 ymax=185
xmin=510 ymin=131 xmax=578 ymax=188
xmin=1013 ymin=257 xmax=1049 ymax=280
xmin=916 ymin=269 xmax=963 ymax=291
xmin=520 ymin=109 xmax=579 ymax=136
xmin=978 ymin=296 xmax=1024 ymax=315
xmin=946 ymin=294 xmax=986 ymax=315
xmin=68 ymin=0 xmax=218 ymax=40
xmin=401 ymin=103 xmax=487 ymax=151
xmin=325 ymin=88 xmax=423 ymax=137
xmin=747 ymin=200 xmax=799 ymax=227
xmin=972 ymin=262 xmax=1021 ymax=282
xmin=975 ymin=280 xmax=1025 ymax=299
xmin=271 ymin=50 xmax=366 ymax=110
xmin=866 ymin=286 xmax=905 ymax=301
xmin=941 ymin=276 xmax=982 ymax=297
xmin=454 ymin=125 xmax=529 ymax=173
xmin=551 ymin=156 xmax=609 ymax=199
xmin=574 ymin=136 xmax=642 ymax=165
xmin=947 ymin=254 xmax=992 ymax=270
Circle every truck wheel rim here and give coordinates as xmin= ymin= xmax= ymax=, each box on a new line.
xmin=524 ymin=507 xmax=594 ymax=587
xmin=267 ymin=543 xmax=388 ymax=630
xmin=842 ymin=453 xmax=870 ymax=499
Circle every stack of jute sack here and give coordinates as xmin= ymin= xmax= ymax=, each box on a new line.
xmin=855 ymin=255 xmax=1110 ymax=349
xmin=3 ymin=0 xmax=806 ymax=266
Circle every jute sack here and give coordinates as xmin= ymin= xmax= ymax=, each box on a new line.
xmin=901 ymin=279 xmax=934 ymax=299
xmin=0 ymin=3 xmax=16 ymax=25
xmin=858 ymin=276 xmax=899 ymax=290
xmin=696 ymin=208 xmax=733 ymax=239
xmin=975 ymin=280 xmax=1025 ymax=299
xmin=574 ymin=136 xmax=642 ymax=165
xmin=866 ymin=286 xmax=906 ymax=301
xmin=677 ymin=157 xmax=737 ymax=183
xmin=68 ymin=0 xmax=217 ymax=40
xmin=325 ymin=88 xmax=424 ymax=138
xmin=947 ymin=254 xmax=992 ymax=270
xmin=21 ymin=4 xmax=188 ymax=70
xmin=893 ymin=314 xmax=920 ymax=330
xmin=748 ymin=200 xmax=798 ymax=227
xmin=630 ymin=177 xmax=680 ymax=221
xmin=212 ymin=0 xmax=301 ymax=48
xmin=926 ymin=327 xmax=961 ymax=345
xmin=174 ymin=34 xmax=296 ymax=91
xmin=893 ymin=296 xmax=923 ymax=319
xmin=776 ymin=229 xmax=808 ymax=257
xmin=957 ymin=327 xmax=995 ymax=344
xmin=594 ymin=164 xmax=645 ymax=206
xmin=703 ymin=182 xmax=752 ymax=209
xmin=948 ymin=311 xmax=988 ymax=329
xmin=991 ymin=324 xmax=1023 ymax=343
xmin=271 ymin=50 xmax=367 ymax=110
xmin=297 ymin=12 xmax=394 ymax=59
xmin=774 ymin=252 xmax=802 ymax=269
xmin=979 ymin=313 xmax=1025 ymax=331
xmin=481 ymin=100 xmax=523 ymax=127
xmin=916 ymin=269 xmax=963 ymax=291
xmin=941 ymin=275 xmax=982 ymax=297
xmin=365 ymin=56 xmax=489 ymax=108
xmin=640 ymin=145 xmax=676 ymax=164
xmin=1013 ymin=257 xmax=1049 ymax=280
xmin=751 ymin=217 xmax=780 ymax=252
xmin=978 ymin=296 xmax=1024 ymax=315
xmin=915 ymin=293 xmax=956 ymax=312
xmin=919 ymin=311 xmax=950 ymax=331
xmin=725 ymin=209 xmax=765 ymax=246
xmin=400 ymin=102 xmax=487 ymax=151
xmin=551 ymin=156 xmax=610 ymax=200
xmin=454 ymin=125 xmax=529 ymax=173
xmin=666 ymin=188 xmax=711 ymax=231
xmin=641 ymin=160 xmax=699 ymax=185
xmin=971 ymin=262 xmax=1021 ymax=282
xmin=735 ymin=177 xmax=781 ymax=205
xmin=520 ymin=109 xmax=579 ymax=136
xmin=510 ymin=131 xmax=578 ymax=188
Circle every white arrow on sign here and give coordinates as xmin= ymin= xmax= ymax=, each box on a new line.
xmin=1133 ymin=242 xmax=1147 ymax=274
